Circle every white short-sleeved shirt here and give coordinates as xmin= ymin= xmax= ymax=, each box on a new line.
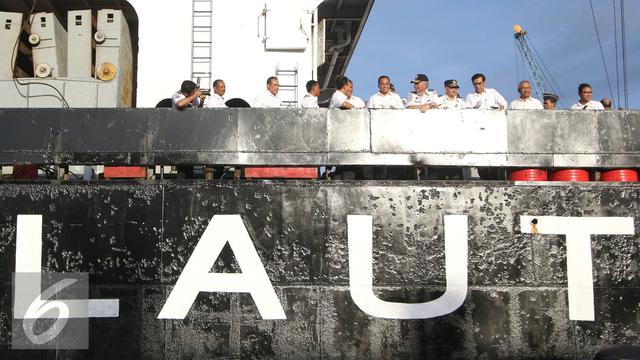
xmin=508 ymin=97 xmax=543 ymax=110
xmin=204 ymin=94 xmax=226 ymax=108
xmin=367 ymin=92 xmax=404 ymax=109
xmin=570 ymin=101 xmax=605 ymax=110
xmin=172 ymin=92 xmax=201 ymax=110
xmin=406 ymin=90 xmax=439 ymax=107
xmin=464 ymin=88 xmax=507 ymax=109
xmin=330 ymin=91 xmax=349 ymax=109
xmin=437 ymin=95 xmax=466 ymax=110
xmin=348 ymin=96 xmax=366 ymax=109
xmin=300 ymin=93 xmax=319 ymax=108
xmin=254 ymin=91 xmax=282 ymax=108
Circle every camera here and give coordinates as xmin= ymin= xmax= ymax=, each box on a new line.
xmin=196 ymin=87 xmax=210 ymax=96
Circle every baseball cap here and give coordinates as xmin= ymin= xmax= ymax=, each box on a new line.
xmin=410 ymin=74 xmax=429 ymax=84
xmin=444 ymin=79 xmax=459 ymax=88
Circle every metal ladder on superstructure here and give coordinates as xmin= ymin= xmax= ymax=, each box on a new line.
xmin=191 ymin=0 xmax=213 ymax=92
xmin=276 ymin=64 xmax=298 ymax=108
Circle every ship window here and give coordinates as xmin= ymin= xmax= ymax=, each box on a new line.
xmin=40 ymin=17 xmax=46 ymax=27
xmin=4 ymin=19 xmax=11 ymax=30
xmin=107 ymin=13 xmax=114 ymax=23
xmin=75 ymin=15 xmax=82 ymax=26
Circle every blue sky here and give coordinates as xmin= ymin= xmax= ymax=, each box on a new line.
xmin=346 ymin=0 xmax=639 ymax=109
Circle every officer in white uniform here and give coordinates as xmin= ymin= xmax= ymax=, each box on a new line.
xmin=464 ymin=73 xmax=507 ymax=109
xmin=254 ymin=76 xmax=283 ymax=108
xmin=300 ymin=80 xmax=320 ymax=108
xmin=406 ymin=73 xmax=438 ymax=112
xmin=367 ymin=75 xmax=404 ymax=109
xmin=543 ymin=93 xmax=559 ymax=110
xmin=437 ymin=79 xmax=466 ymax=110
xmin=570 ymin=83 xmax=605 ymax=110
xmin=346 ymin=79 xmax=366 ymax=108
xmin=203 ymin=79 xmax=227 ymax=108
xmin=508 ymin=80 xmax=543 ymax=110
xmin=330 ymin=76 xmax=353 ymax=109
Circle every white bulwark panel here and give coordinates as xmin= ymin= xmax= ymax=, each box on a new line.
xmin=371 ymin=109 xmax=509 ymax=154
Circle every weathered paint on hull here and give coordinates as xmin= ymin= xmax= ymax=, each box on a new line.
xmin=0 ymin=180 xmax=638 ymax=359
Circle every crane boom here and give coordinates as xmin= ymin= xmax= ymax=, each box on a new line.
xmin=514 ymin=25 xmax=548 ymax=98
xmin=513 ymin=24 xmax=564 ymax=106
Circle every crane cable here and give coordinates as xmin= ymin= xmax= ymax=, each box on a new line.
xmin=613 ymin=0 xmax=620 ymax=108
xmin=514 ymin=40 xmax=523 ymax=84
xmin=526 ymin=34 xmax=567 ymax=107
xmin=527 ymin=36 xmax=567 ymax=106
xmin=589 ymin=0 xmax=615 ymax=104
xmin=514 ymin=40 xmax=519 ymax=83
xmin=517 ymin=41 xmax=544 ymax=101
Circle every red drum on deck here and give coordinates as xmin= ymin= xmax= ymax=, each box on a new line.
xmin=12 ymin=165 xmax=38 ymax=179
xmin=508 ymin=169 xmax=548 ymax=181
xmin=600 ymin=169 xmax=638 ymax=182
xmin=550 ymin=169 xmax=589 ymax=182
xmin=244 ymin=167 xmax=318 ymax=179
xmin=103 ymin=166 xmax=147 ymax=179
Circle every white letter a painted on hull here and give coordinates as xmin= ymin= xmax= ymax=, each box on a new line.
xmin=159 ymin=215 xmax=285 ymax=320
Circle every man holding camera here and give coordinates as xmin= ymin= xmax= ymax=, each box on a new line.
xmin=172 ymin=80 xmax=206 ymax=110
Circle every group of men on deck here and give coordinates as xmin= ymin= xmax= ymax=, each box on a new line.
xmin=171 ymin=73 xmax=612 ymax=112
xmin=324 ymin=73 xmax=609 ymax=112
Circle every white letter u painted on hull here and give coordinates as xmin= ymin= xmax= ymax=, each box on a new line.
xmin=347 ymin=215 xmax=468 ymax=319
